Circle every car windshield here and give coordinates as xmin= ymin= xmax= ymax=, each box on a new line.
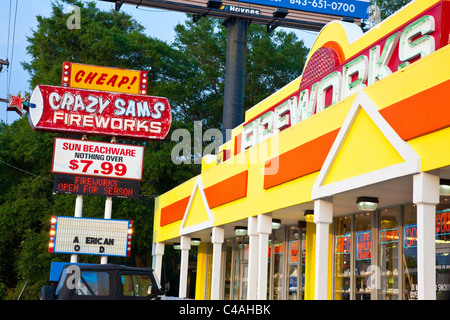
xmin=75 ymin=271 xmax=110 ymax=296
xmin=56 ymin=267 xmax=110 ymax=297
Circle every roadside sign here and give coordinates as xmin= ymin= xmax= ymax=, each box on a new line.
xmin=29 ymin=84 xmax=172 ymax=140
xmin=48 ymin=216 xmax=133 ymax=257
xmin=52 ymin=138 xmax=145 ymax=181
xmin=61 ymin=62 xmax=148 ymax=95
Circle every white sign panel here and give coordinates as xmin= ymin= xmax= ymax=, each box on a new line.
xmin=49 ymin=216 xmax=132 ymax=257
xmin=52 ymin=138 xmax=144 ymax=180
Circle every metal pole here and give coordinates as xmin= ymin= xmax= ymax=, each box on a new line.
xmin=222 ymin=17 xmax=250 ymax=142
xmin=70 ymin=135 xmax=87 ymax=263
xmin=100 ymin=137 xmax=116 ymax=264
xmin=70 ymin=195 xmax=83 ymax=263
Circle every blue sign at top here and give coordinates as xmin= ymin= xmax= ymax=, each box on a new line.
xmin=230 ymin=0 xmax=370 ymax=19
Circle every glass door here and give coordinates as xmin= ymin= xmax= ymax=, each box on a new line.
xmin=378 ymin=208 xmax=400 ymax=300
xmin=271 ymin=227 xmax=285 ymax=300
xmin=435 ymin=206 xmax=450 ymax=300
xmin=334 ymin=217 xmax=351 ymax=300
xmin=436 ymin=246 xmax=450 ymax=300
xmin=354 ymin=213 xmax=372 ymax=300
xmin=287 ymin=226 xmax=304 ymax=300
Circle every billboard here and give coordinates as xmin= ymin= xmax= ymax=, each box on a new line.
xmin=61 ymin=62 xmax=149 ymax=95
xmin=231 ymin=0 xmax=369 ymax=19
xmin=103 ymin=0 xmax=365 ymax=31
xmin=29 ymin=84 xmax=172 ymax=140
xmin=48 ymin=216 xmax=133 ymax=257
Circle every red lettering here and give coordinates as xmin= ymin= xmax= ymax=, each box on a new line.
xmin=74 ymin=70 xmax=85 ymax=83
xmin=84 ymin=72 xmax=98 ymax=84
xmin=96 ymin=73 xmax=108 ymax=85
xmin=106 ymin=75 xmax=118 ymax=87
xmin=117 ymin=76 xmax=129 ymax=88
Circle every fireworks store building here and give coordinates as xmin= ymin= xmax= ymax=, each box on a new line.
xmin=152 ymin=0 xmax=450 ymax=300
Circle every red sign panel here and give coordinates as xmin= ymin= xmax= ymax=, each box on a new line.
xmin=29 ymin=84 xmax=171 ymax=140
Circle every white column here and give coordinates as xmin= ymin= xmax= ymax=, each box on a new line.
xmin=413 ymin=172 xmax=439 ymax=300
xmin=314 ymin=199 xmax=333 ymax=300
xmin=152 ymin=242 xmax=165 ymax=283
xmin=211 ymin=227 xmax=224 ymax=300
xmin=179 ymin=236 xmax=191 ymax=298
xmin=100 ymin=196 xmax=113 ymax=264
xmin=257 ymin=214 xmax=272 ymax=300
xmin=247 ymin=216 xmax=258 ymax=300
xmin=70 ymin=194 xmax=83 ymax=263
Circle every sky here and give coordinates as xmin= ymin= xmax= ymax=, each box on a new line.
xmin=0 ymin=0 xmax=319 ymax=125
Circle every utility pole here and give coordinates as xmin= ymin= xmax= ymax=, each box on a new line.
xmin=0 ymin=59 xmax=10 ymax=104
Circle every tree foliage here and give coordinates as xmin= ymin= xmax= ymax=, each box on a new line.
xmin=1 ymin=0 xmax=308 ymax=299
xmin=372 ymin=0 xmax=413 ymax=20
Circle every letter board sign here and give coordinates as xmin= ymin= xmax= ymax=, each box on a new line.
xmin=48 ymin=216 xmax=133 ymax=257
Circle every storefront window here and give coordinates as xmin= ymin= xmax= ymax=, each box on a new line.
xmin=355 ymin=213 xmax=372 ymax=300
xmin=224 ymin=240 xmax=232 ymax=300
xmin=378 ymin=208 xmax=400 ymax=300
xmin=335 ymin=216 xmax=351 ymax=300
xmin=436 ymin=198 xmax=450 ymax=300
xmin=271 ymin=227 xmax=285 ymax=300
xmin=231 ymin=237 xmax=248 ymax=300
xmin=286 ymin=226 xmax=305 ymax=300
xmin=300 ymin=229 xmax=306 ymax=300
xmin=403 ymin=204 xmax=417 ymax=300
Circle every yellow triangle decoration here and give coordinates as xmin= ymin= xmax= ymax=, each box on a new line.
xmin=184 ymin=188 xmax=210 ymax=228
xmin=324 ymin=107 xmax=405 ymax=185
xmin=312 ymin=91 xmax=420 ymax=199
xmin=179 ymin=176 xmax=214 ymax=235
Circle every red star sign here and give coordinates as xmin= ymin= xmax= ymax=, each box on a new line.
xmin=7 ymin=92 xmax=25 ymax=117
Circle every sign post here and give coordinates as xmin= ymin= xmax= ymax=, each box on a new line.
xmin=42 ymin=62 xmax=172 ymax=265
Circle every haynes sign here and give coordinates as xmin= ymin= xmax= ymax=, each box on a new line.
xmin=29 ymin=84 xmax=171 ymax=140
xmin=231 ymin=0 xmax=370 ymax=19
xmin=241 ymin=1 xmax=448 ymax=152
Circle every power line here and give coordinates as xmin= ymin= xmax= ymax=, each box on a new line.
xmin=0 ymin=159 xmax=54 ymax=183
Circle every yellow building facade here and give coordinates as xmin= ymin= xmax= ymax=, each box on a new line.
xmin=153 ymin=0 xmax=450 ymax=300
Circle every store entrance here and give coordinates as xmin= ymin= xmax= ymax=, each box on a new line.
xmin=223 ymin=225 xmax=306 ymax=300
xmin=436 ymin=245 xmax=450 ymax=300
